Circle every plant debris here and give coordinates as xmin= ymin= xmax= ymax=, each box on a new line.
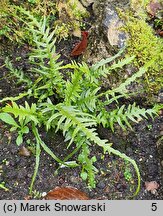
xmin=145 ymin=181 xmax=159 ymax=194
xmin=18 ymin=146 xmax=31 ymax=157
xmin=43 ymin=186 xmax=90 ymax=200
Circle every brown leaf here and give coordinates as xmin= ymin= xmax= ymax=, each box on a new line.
xmin=44 ymin=186 xmax=90 ymax=200
xmin=157 ymin=30 xmax=163 ymax=37
xmin=145 ymin=181 xmax=159 ymax=194
xmin=146 ymin=0 xmax=162 ymax=17
xmin=24 ymin=195 xmax=32 ymax=200
xmin=18 ymin=146 xmax=31 ymax=157
xmin=70 ymin=31 xmax=88 ymax=57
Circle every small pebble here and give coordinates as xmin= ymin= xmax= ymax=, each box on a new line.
xmin=70 ymin=176 xmax=80 ymax=184
xmin=97 ymin=181 xmax=106 ymax=189
xmin=42 ymin=192 xmax=47 ymax=197
xmin=161 ymin=160 xmax=163 ymax=167
xmin=160 ymin=130 xmax=163 ymax=136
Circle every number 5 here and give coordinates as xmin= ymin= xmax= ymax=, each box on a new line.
xmin=151 ymin=203 xmax=157 ymax=211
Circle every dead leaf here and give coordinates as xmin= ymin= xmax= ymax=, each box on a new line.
xmin=24 ymin=195 xmax=32 ymax=200
xmin=70 ymin=31 xmax=88 ymax=57
xmin=18 ymin=146 xmax=31 ymax=157
xmin=43 ymin=186 xmax=90 ymax=200
xmin=145 ymin=181 xmax=159 ymax=194
xmin=157 ymin=30 xmax=163 ymax=37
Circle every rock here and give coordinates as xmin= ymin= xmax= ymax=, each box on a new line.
xmin=145 ymin=181 xmax=159 ymax=194
xmin=83 ymin=0 xmax=129 ymax=63
xmin=70 ymin=176 xmax=80 ymax=184
xmin=161 ymin=160 xmax=163 ymax=167
xmin=97 ymin=181 xmax=106 ymax=189
xmin=101 ymin=6 xmax=127 ymax=47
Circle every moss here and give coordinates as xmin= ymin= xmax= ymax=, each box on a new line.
xmin=0 ymin=0 xmax=58 ymax=43
xmin=55 ymin=0 xmax=89 ymax=38
xmin=123 ymin=17 xmax=163 ymax=98
xmin=0 ymin=0 xmax=89 ymax=44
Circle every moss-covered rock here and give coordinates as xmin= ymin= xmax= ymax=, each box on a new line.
xmin=123 ymin=17 xmax=163 ymax=98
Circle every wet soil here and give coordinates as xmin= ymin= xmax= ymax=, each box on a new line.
xmin=0 ymin=113 xmax=162 ymax=200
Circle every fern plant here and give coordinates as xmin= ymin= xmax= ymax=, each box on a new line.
xmin=0 ymin=7 xmax=161 ymax=197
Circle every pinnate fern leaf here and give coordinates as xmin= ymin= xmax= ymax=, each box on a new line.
xmin=2 ymin=101 xmax=39 ymax=125
xmin=108 ymin=103 xmax=157 ymax=131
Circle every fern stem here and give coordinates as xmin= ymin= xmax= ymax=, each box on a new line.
xmin=30 ymin=125 xmax=41 ymax=194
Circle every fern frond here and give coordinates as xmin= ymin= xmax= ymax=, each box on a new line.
xmin=45 ymin=104 xmax=109 ymax=147
xmin=92 ymin=56 xmax=135 ymax=78
xmin=2 ymin=101 xmax=39 ymax=125
xmin=77 ymin=87 xmax=100 ymax=112
xmin=5 ymin=58 xmax=32 ymax=85
xmin=78 ymin=143 xmax=98 ymax=188
xmin=108 ymin=103 xmax=157 ymax=131
xmin=98 ymin=64 xmax=149 ymax=101
xmin=64 ymin=70 xmax=83 ymax=105
xmin=109 ymin=56 xmax=135 ymax=70
xmin=91 ymin=46 xmax=125 ymax=71
xmin=0 ymin=90 xmax=31 ymax=103
xmin=15 ymin=6 xmax=65 ymax=98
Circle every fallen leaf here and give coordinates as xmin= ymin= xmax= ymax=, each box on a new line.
xmin=145 ymin=181 xmax=159 ymax=194
xmin=18 ymin=146 xmax=31 ymax=157
xmin=157 ymin=30 xmax=163 ymax=37
xmin=70 ymin=31 xmax=88 ymax=57
xmin=43 ymin=186 xmax=89 ymax=200
xmin=24 ymin=195 xmax=32 ymax=200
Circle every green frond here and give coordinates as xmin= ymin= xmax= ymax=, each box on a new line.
xmin=110 ymin=56 xmax=135 ymax=70
xmin=108 ymin=103 xmax=157 ymax=131
xmin=98 ymin=64 xmax=149 ymax=100
xmin=77 ymin=87 xmax=100 ymax=112
xmin=92 ymin=55 xmax=135 ymax=78
xmin=64 ymin=70 xmax=83 ymax=105
xmin=2 ymin=101 xmax=39 ymax=125
xmin=5 ymin=58 xmax=32 ymax=86
xmin=91 ymin=46 xmax=125 ymax=71
xmin=114 ymin=67 xmax=147 ymax=94
xmin=78 ymin=143 xmax=97 ymax=188
xmin=15 ymin=6 xmax=65 ymax=99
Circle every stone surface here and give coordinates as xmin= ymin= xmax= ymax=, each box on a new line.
xmin=93 ymin=0 xmax=128 ymax=48
xmin=83 ymin=0 xmax=129 ymax=63
xmin=102 ymin=6 xmax=127 ymax=47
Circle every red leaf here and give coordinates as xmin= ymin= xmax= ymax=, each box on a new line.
xmin=44 ymin=186 xmax=90 ymax=200
xmin=70 ymin=31 xmax=88 ymax=57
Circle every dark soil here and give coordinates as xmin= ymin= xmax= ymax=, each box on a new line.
xmin=0 ymin=111 xmax=162 ymax=200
